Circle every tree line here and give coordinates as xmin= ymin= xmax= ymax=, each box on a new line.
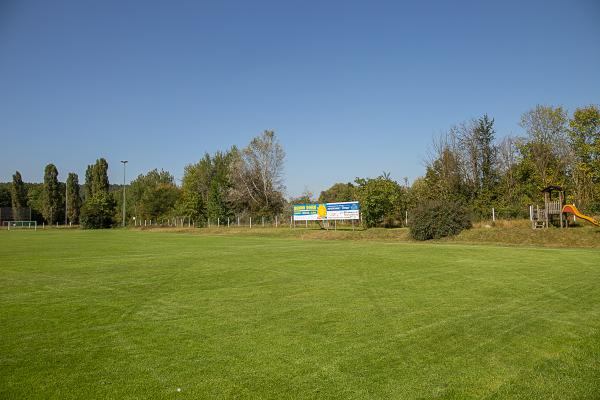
xmin=0 ymin=131 xmax=286 ymax=228
xmin=316 ymin=104 xmax=600 ymax=227
xmin=1 ymin=104 xmax=599 ymax=228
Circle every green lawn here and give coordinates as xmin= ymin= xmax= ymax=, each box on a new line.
xmin=1 ymin=230 xmax=599 ymax=399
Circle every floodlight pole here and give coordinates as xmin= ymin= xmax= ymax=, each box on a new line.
xmin=121 ymin=160 xmax=128 ymax=227
xmin=65 ymin=177 xmax=68 ymax=226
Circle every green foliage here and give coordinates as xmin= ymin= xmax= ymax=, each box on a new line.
xmin=4 ymin=104 xmax=600 ymax=226
xmin=42 ymin=164 xmax=63 ymax=224
xmin=81 ymin=159 xmax=115 ymax=228
xmin=206 ymin=179 xmax=229 ymax=220
xmin=568 ymin=105 xmax=600 ymax=167
xmin=289 ymin=190 xmax=313 ymax=205
xmin=80 ymin=192 xmax=116 ymax=229
xmin=0 ymin=184 xmax=10 ymax=207
xmin=179 ymin=150 xmax=236 ymax=223
xmin=92 ymin=158 xmax=109 ymax=195
xmin=424 ymin=148 xmax=466 ymax=202
xmin=474 ymin=114 xmax=497 ymax=191
xmin=140 ymin=183 xmax=180 ymax=220
xmin=129 ymin=169 xmax=180 ymax=221
xmin=355 ymin=176 xmax=406 ymax=227
xmin=519 ymin=105 xmax=569 ymax=187
xmin=179 ymin=154 xmax=212 ymax=221
xmin=66 ymin=173 xmax=81 ymax=224
xmin=206 ymin=151 xmax=234 ymax=220
xmin=318 ymin=182 xmax=355 ymax=203
xmin=84 ymin=164 xmax=94 ymax=199
xmin=568 ymin=105 xmax=600 ymax=212
xmin=84 ymin=158 xmax=110 ymax=199
xmin=11 ymin=171 xmax=28 ymax=211
xmin=409 ymin=200 xmax=472 ymax=241
xmin=25 ymin=183 xmax=44 ymax=222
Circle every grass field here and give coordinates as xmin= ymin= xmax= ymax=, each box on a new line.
xmin=1 ymin=230 xmax=600 ymax=399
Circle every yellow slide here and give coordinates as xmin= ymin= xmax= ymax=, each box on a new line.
xmin=562 ymin=204 xmax=600 ymax=227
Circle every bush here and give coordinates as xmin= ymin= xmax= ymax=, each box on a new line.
xmin=409 ymin=200 xmax=471 ymax=241
xmin=80 ymin=192 xmax=116 ymax=229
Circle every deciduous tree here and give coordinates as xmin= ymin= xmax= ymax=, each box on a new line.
xmin=355 ymin=175 xmax=406 ymax=227
xmin=318 ymin=183 xmax=355 ymax=203
xmin=519 ymin=105 xmax=569 ymax=187
xmin=230 ymin=131 xmax=285 ymax=216
xmin=129 ymin=169 xmax=180 ymax=221
xmin=568 ymin=105 xmax=600 ymax=211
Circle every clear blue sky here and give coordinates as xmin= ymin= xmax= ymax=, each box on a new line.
xmin=1 ymin=0 xmax=599 ymax=197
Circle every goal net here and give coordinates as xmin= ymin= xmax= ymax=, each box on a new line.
xmin=4 ymin=221 xmax=37 ymax=230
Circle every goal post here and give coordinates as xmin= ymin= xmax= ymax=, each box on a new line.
xmin=4 ymin=221 xmax=37 ymax=231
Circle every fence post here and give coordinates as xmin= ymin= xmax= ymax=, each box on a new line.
xmin=492 ymin=208 xmax=496 ymax=222
xmin=218 ymin=218 xmax=220 ymax=228
xmin=250 ymin=217 xmax=252 ymax=228
xmin=275 ymin=215 xmax=278 ymax=228
xmin=237 ymin=216 xmax=240 ymax=226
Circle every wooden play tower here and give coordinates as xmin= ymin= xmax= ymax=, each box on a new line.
xmin=531 ymin=186 xmax=565 ymax=229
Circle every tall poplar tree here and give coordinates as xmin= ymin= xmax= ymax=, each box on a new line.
xmin=66 ymin=172 xmax=82 ymax=224
xmin=11 ymin=171 xmax=28 ymax=219
xmin=42 ymin=164 xmax=62 ymax=224
xmin=84 ymin=164 xmax=94 ymax=199
xmin=93 ymin=158 xmax=110 ymax=195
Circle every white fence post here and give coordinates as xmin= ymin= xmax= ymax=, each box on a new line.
xmin=529 ymin=205 xmax=533 ymax=221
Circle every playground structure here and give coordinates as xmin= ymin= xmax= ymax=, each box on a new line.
xmin=531 ymin=185 xmax=600 ymax=228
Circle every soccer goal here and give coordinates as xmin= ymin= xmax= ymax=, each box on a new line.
xmin=4 ymin=221 xmax=37 ymax=230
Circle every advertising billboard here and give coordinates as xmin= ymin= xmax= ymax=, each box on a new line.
xmin=325 ymin=201 xmax=360 ymax=220
xmin=293 ymin=202 xmax=360 ymax=221
xmin=292 ymin=203 xmax=325 ymax=221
